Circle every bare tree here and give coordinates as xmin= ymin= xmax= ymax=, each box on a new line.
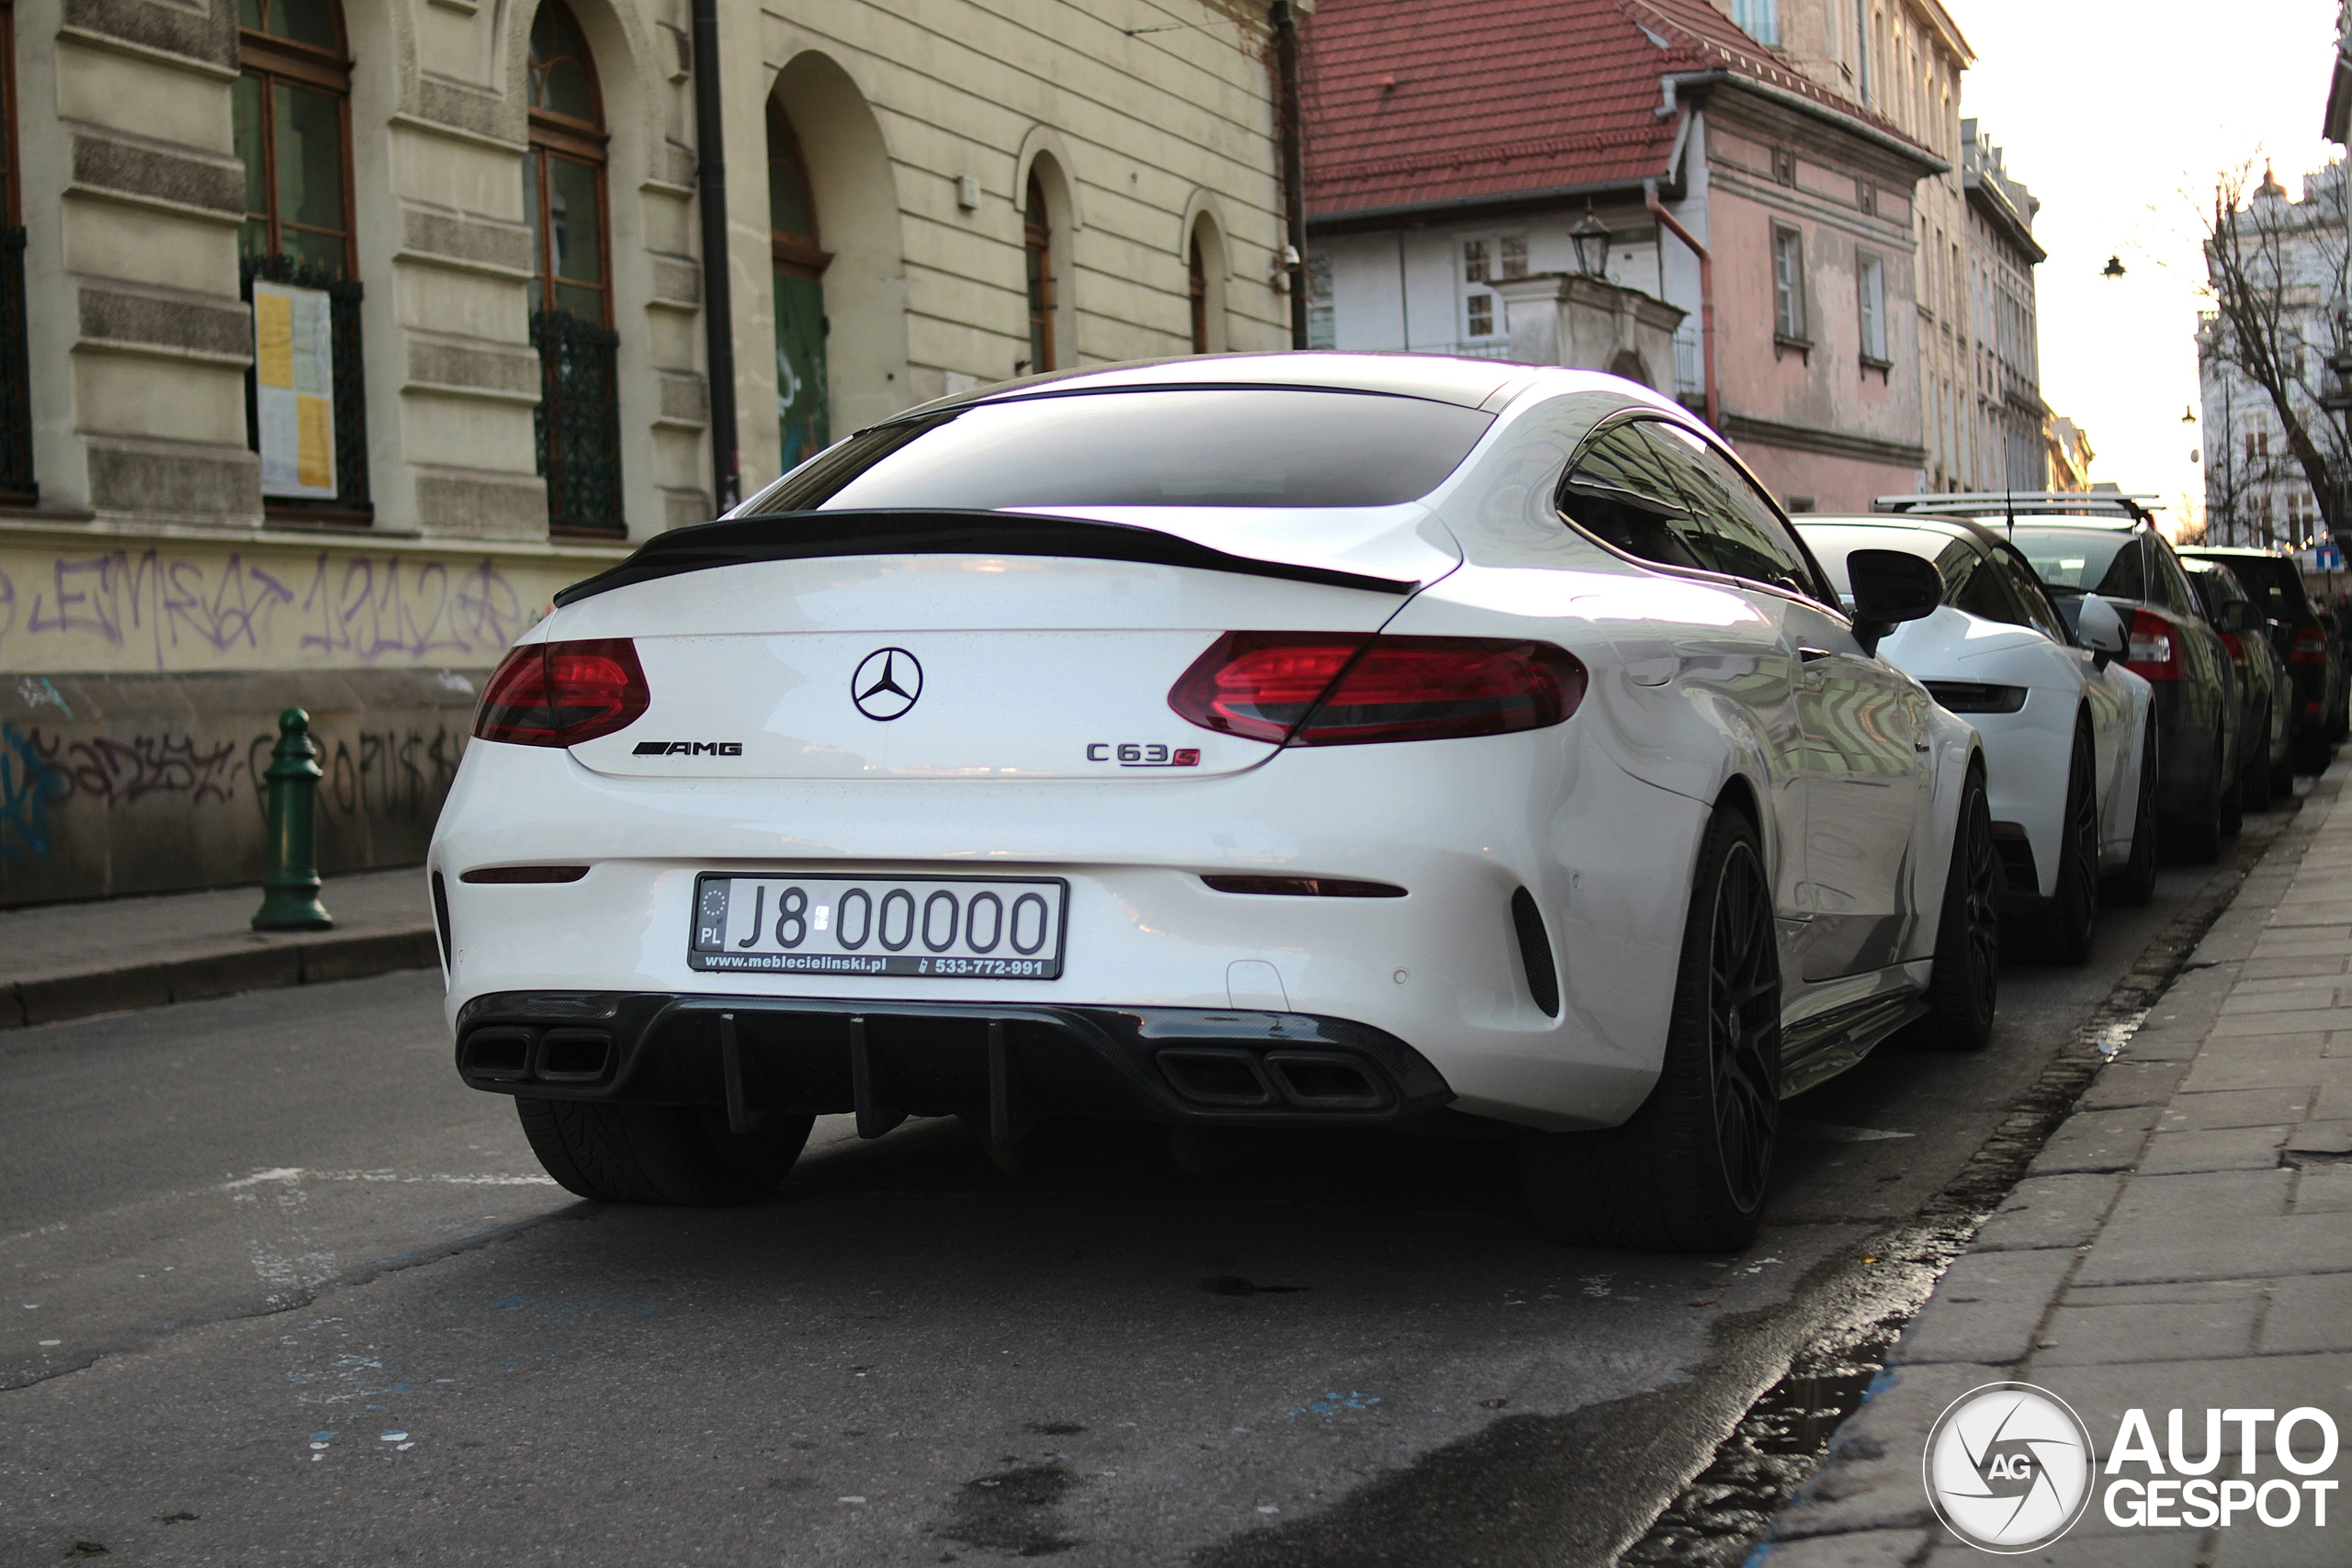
xmin=2201 ymin=161 xmax=2352 ymax=541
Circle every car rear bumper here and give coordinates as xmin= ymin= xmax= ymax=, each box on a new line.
xmin=453 ymin=989 xmax=1461 ymax=1133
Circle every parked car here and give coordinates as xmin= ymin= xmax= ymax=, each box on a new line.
xmin=2178 ymin=544 xmax=2347 ymax=774
xmin=1795 ymin=514 xmax=2157 ymax=961
xmin=434 ymin=355 xmax=1993 ymax=1255
xmin=1883 ymin=495 xmax=2243 ymax=863
xmin=2182 ymin=557 xmax=2293 ymax=809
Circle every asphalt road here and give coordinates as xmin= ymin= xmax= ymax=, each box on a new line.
xmin=0 ymin=808 xmax=2293 ymax=1568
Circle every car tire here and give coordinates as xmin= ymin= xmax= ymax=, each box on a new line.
xmin=515 ymin=1098 xmax=814 ymax=1206
xmin=1517 ymin=803 xmax=1780 ymax=1254
xmin=2242 ymin=704 xmax=2275 ymax=812
xmin=2105 ymin=716 xmax=2160 ymax=908
xmin=2016 ymin=723 xmax=2098 ymax=965
xmin=2170 ymin=728 xmax=2226 ymax=864
xmin=2218 ymin=723 xmax=2245 ymax=839
xmin=1911 ymin=764 xmax=2000 ymax=1052
xmin=2297 ymin=731 xmax=2334 ymax=776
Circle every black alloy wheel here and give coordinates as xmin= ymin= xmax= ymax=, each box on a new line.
xmin=2016 ymin=722 xmax=2098 ymax=965
xmin=1913 ymin=765 xmax=1999 ymax=1051
xmin=2106 ymin=715 xmax=2160 ymax=907
xmin=1519 ymin=804 xmax=1781 ymax=1253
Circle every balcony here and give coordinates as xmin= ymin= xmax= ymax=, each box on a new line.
xmin=532 ymin=310 xmax=624 ymax=536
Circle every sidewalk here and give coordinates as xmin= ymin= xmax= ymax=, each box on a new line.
xmin=1753 ymin=774 xmax=2352 ymax=1567
xmin=0 ymin=868 xmax=436 ymax=1029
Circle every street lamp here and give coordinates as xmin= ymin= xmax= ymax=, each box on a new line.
xmin=1570 ymin=207 xmax=1611 ymax=278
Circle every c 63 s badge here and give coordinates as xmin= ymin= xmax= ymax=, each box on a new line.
xmin=633 ymin=740 xmax=744 ymax=756
xmin=1087 ymin=743 xmax=1201 ymax=768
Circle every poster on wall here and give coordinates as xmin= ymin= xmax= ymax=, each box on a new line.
xmin=252 ymin=281 xmax=336 ymax=500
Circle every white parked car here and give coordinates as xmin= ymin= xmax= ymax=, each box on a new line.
xmin=1795 ymin=515 xmax=2157 ymax=962
xmin=431 ymin=357 xmax=1990 ymax=1253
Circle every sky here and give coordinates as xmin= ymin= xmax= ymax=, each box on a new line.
xmin=1949 ymin=0 xmax=2344 ymax=533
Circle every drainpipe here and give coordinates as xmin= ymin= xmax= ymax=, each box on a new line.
xmin=692 ymin=0 xmax=741 ymax=513
xmin=1645 ymin=178 xmax=1717 ymax=433
xmin=1272 ymin=3 xmax=1309 ymax=348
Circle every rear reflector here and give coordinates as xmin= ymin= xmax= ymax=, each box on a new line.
xmin=474 ymin=638 xmax=650 ymax=747
xmin=1170 ymin=633 xmax=1587 ymax=747
xmin=460 ymin=865 xmax=591 ymax=885
xmin=1201 ymin=875 xmax=1407 ymax=897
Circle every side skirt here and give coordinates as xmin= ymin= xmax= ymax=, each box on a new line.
xmin=1778 ymin=989 xmax=1928 ymax=1100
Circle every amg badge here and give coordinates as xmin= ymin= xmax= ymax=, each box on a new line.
xmin=632 ymin=740 xmax=744 ymax=756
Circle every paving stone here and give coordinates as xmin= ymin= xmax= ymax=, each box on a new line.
xmin=2137 ymin=1126 xmax=2291 ymax=1175
xmin=2241 ymin=956 xmax=2352 ymax=980
xmin=2249 ymin=934 xmax=2352 ymax=957
xmin=2076 ymin=1060 xmax=2189 ymax=1111
xmin=2074 ymin=1211 xmax=2352 ymax=1286
xmin=1923 ymin=1529 xmax=2208 ymax=1568
xmin=2265 ymin=904 xmax=2352 ymax=930
xmin=2291 ymin=1164 xmax=2352 ymax=1213
xmin=2026 ymin=1106 xmax=2161 ymax=1177
xmin=1895 ymin=1249 xmax=2077 ymax=1366
xmin=2222 ymin=986 xmax=2352 ymax=1013
xmin=2283 ymin=1121 xmax=2352 ymax=1156
xmin=1771 ymin=1363 xmax=2007 ymax=1539
xmin=2018 ymin=1354 xmax=2352 ymax=1468
xmin=2212 ymin=1009 xmax=2352 ymax=1036
xmin=1972 ymin=1172 xmax=2123 ymax=1253
xmin=2255 ymin=1269 xmax=2352 ymax=1354
xmin=1747 ymin=1529 xmax=1933 ymax=1568
xmin=2204 ymin=1528 xmax=2352 ymax=1568
xmin=2035 ymin=1284 xmax=2261 ymax=1365
xmin=2111 ymin=1169 xmax=2295 ymax=1224
xmin=2158 ymin=1088 xmax=2319 ymax=1130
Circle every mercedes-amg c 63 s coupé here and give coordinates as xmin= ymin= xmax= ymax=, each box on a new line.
xmin=431 ymin=355 xmax=1993 ymax=1252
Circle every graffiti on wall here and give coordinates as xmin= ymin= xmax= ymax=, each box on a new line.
xmin=0 ymin=546 xmax=577 ymax=674
xmin=0 ymin=717 xmax=467 ymax=864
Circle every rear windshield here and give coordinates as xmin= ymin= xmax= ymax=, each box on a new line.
xmin=739 ymin=389 xmax=1497 ymax=513
xmin=2189 ymin=554 xmax=2311 ymax=621
xmin=2011 ymin=525 xmax=2143 ymax=599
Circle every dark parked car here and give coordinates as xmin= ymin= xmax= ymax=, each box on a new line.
xmin=2178 ymin=545 xmax=2347 ymax=774
xmin=2183 ymin=558 xmax=2292 ymax=809
xmin=1884 ymin=495 xmax=2243 ymax=862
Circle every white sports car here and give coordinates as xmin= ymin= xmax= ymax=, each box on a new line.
xmin=1795 ymin=516 xmax=2158 ymax=962
xmin=430 ymin=356 xmax=1991 ymax=1253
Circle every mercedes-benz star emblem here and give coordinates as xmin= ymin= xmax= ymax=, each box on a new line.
xmin=851 ymin=647 xmax=922 ymax=721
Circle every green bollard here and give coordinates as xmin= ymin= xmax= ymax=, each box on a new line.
xmin=252 ymin=706 xmax=334 ymax=931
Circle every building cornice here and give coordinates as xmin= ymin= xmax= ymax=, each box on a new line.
xmin=1724 ymin=412 xmax=1927 ymax=468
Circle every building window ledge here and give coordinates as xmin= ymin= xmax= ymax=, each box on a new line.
xmin=1859 ymin=355 xmax=1892 ymax=380
xmin=1773 ymin=334 xmax=1813 ymax=364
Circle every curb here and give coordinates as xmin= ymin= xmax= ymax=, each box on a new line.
xmin=3 ymin=927 xmax=440 ymax=1031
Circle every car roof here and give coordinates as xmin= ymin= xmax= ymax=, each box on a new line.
xmin=889 ymin=353 xmax=1686 ymax=421
xmin=2178 ymin=546 xmax=2294 ymax=558
xmin=1794 ymin=513 xmax=2011 ymax=552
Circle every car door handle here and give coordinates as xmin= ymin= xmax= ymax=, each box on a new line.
xmin=1798 ymin=647 xmax=1835 ymax=662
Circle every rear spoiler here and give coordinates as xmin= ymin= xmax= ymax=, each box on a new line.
xmin=553 ymin=509 xmax=1421 ymax=607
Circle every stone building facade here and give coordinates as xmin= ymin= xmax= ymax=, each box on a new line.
xmin=0 ymin=0 xmax=1300 ymax=902
xmin=1960 ymin=119 xmax=2045 ymax=491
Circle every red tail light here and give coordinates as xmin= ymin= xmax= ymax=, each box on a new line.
xmin=2292 ymin=626 xmax=2331 ymax=665
xmin=1169 ymin=633 xmax=1587 ymax=747
xmin=474 ymin=638 xmax=650 ymax=747
xmin=2124 ymin=609 xmax=2183 ymax=682
xmin=2221 ymin=631 xmax=2245 ymax=659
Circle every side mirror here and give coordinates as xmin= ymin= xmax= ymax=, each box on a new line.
xmin=2214 ymin=599 xmax=2258 ymax=635
xmin=2075 ymin=594 xmax=2128 ymax=671
xmin=1847 ymin=549 xmax=1943 ymax=655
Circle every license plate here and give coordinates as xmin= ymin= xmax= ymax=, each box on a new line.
xmin=688 ymin=874 xmax=1068 ymax=979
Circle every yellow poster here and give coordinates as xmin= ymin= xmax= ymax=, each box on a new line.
xmin=252 ymin=281 xmax=335 ymax=500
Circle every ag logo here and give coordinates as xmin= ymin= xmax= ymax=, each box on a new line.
xmin=1925 ymin=1382 xmax=2095 ymax=1553
xmin=851 ymin=648 xmax=922 ymax=722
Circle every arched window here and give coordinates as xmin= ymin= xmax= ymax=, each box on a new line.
xmin=234 ymin=0 xmax=353 ymax=276
xmin=1188 ymin=232 xmax=1207 ymax=355
xmin=769 ymin=100 xmax=830 ymax=469
xmin=1023 ymin=170 xmax=1055 ymax=373
xmin=525 ymin=0 xmax=620 ymax=534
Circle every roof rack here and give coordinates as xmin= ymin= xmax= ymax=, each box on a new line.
xmin=1872 ymin=491 xmax=2162 ymax=525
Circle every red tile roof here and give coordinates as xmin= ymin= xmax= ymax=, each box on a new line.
xmin=1304 ymin=0 xmax=1929 ymax=220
